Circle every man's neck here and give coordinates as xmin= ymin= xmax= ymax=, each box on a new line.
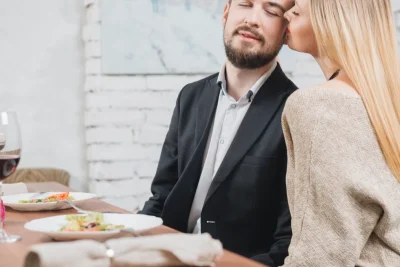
xmin=225 ymin=60 xmax=276 ymax=101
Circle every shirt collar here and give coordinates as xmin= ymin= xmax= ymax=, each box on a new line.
xmin=217 ymin=63 xmax=228 ymax=95
xmin=216 ymin=61 xmax=277 ymax=101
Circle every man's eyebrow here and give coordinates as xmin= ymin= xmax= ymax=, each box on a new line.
xmin=265 ymin=1 xmax=287 ymax=13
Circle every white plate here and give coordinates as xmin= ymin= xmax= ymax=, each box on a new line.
xmin=2 ymin=192 xmax=97 ymax=211
xmin=24 ymin=213 xmax=163 ymax=241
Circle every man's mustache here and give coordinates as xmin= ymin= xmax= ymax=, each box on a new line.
xmin=233 ymin=26 xmax=265 ymax=43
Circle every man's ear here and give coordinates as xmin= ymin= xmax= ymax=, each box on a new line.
xmin=222 ymin=2 xmax=231 ymax=26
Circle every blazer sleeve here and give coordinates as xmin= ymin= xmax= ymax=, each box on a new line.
xmin=251 ymin=157 xmax=292 ymax=267
xmin=138 ymin=89 xmax=183 ymax=217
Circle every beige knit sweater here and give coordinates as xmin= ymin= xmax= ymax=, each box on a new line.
xmin=281 ymin=87 xmax=400 ymax=267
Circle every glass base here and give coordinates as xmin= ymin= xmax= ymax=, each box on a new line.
xmin=0 ymin=234 xmax=21 ymax=243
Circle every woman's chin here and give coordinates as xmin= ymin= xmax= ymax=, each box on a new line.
xmin=285 ymin=40 xmax=307 ymax=54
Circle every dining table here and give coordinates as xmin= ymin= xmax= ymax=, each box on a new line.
xmin=0 ymin=182 xmax=267 ymax=267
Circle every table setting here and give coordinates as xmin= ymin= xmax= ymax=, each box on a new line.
xmin=2 ymin=191 xmax=97 ymax=211
xmin=0 ymin=111 xmax=265 ymax=267
xmin=2 ymin=182 xmax=224 ymax=267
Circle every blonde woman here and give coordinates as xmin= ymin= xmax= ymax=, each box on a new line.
xmin=281 ymin=0 xmax=400 ymax=266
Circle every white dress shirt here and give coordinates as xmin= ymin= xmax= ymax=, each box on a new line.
xmin=187 ymin=61 xmax=277 ymax=233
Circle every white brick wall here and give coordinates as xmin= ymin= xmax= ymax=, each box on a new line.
xmin=83 ymin=2 xmax=208 ymax=212
xmin=83 ymin=1 xmax=400 ymax=212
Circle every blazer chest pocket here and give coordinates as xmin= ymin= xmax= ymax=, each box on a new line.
xmin=241 ymin=155 xmax=276 ymax=165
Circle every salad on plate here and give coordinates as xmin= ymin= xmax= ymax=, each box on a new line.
xmin=60 ymin=212 xmax=125 ymax=232
xmin=18 ymin=192 xmax=74 ymax=203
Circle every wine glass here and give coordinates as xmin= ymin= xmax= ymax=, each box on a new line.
xmin=0 ymin=111 xmax=22 ymax=243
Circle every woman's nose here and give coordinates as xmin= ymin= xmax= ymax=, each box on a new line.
xmin=284 ymin=10 xmax=292 ymax=22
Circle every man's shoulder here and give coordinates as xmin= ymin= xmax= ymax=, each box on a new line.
xmin=285 ymin=77 xmax=298 ymax=93
xmin=271 ymin=63 xmax=298 ymax=95
xmin=278 ymin=69 xmax=298 ymax=94
xmin=281 ymin=78 xmax=298 ymax=99
xmin=180 ymin=73 xmax=219 ymax=94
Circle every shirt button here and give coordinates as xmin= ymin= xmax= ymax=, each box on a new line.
xmin=220 ymin=139 xmax=224 ymax=144
xmin=231 ymin=104 xmax=236 ymax=108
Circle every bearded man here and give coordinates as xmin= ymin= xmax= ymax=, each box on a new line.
xmin=139 ymin=1 xmax=297 ymax=266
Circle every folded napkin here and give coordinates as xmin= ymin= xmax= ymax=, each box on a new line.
xmin=2 ymin=182 xmax=28 ymax=196
xmin=24 ymin=233 xmax=223 ymax=267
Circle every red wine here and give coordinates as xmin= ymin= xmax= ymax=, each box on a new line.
xmin=0 ymin=155 xmax=20 ymax=181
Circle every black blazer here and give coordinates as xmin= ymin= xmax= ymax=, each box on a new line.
xmin=139 ymin=64 xmax=297 ymax=267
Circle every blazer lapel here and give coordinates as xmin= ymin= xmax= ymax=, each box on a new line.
xmin=162 ymin=77 xmax=220 ymax=232
xmin=205 ymin=65 xmax=291 ymax=202
xmin=195 ymin=78 xmax=221 ymax=145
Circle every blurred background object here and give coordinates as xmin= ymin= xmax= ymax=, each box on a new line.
xmin=0 ymin=0 xmax=86 ymax=192
xmin=3 ymin=168 xmax=70 ymax=186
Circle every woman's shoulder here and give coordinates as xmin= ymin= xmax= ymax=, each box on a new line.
xmin=284 ymin=81 xmax=362 ymax=119
xmin=282 ymin=82 xmax=369 ymax=140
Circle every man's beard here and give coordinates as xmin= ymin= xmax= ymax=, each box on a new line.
xmin=224 ymin=26 xmax=283 ymax=69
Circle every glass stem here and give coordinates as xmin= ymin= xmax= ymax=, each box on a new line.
xmin=0 ymin=181 xmax=4 ymax=235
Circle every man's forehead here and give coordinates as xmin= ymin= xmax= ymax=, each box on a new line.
xmin=264 ymin=0 xmax=295 ymax=11
xmin=231 ymin=0 xmax=295 ymax=11
xmin=276 ymin=0 xmax=295 ymax=9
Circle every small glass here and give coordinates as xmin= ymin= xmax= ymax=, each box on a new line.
xmin=0 ymin=111 xmax=22 ymax=243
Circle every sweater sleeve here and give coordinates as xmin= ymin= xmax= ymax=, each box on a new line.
xmin=282 ymin=90 xmax=388 ymax=267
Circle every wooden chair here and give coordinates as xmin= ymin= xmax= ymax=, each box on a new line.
xmin=4 ymin=168 xmax=70 ymax=186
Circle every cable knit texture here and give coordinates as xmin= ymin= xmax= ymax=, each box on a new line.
xmin=281 ymin=87 xmax=400 ymax=267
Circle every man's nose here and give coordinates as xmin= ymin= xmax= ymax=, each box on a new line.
xmin=244 ymin=8 xmax=262 ymax=27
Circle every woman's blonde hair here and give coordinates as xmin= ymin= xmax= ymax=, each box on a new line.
xmin=310 ymin=0 xmax=400 ymax=181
